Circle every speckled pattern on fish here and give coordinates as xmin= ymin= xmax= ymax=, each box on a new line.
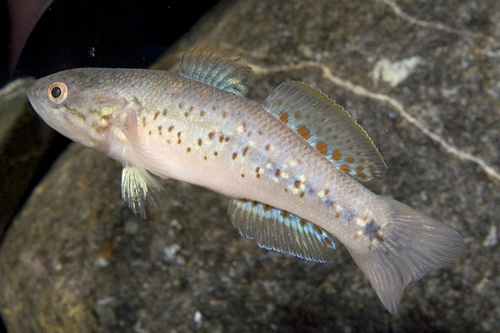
xmin=27 ymin=47 xmax=464 ymax=314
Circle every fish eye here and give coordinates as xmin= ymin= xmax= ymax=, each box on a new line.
xmin=48 ymin=82 xmax=68 ymax=103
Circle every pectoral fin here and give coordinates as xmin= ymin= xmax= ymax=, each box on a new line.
xmin=121 ymin=164 xmax=162 ymax=218
xmin=228 ymin=199 xmax=336 ymax=262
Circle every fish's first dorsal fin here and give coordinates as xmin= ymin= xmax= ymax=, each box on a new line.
xmin=179 ymin=46 xmax=252 ymax=97
xmin=263 ymin=81 xmax=387 ymax=181
xmin=228 ymin=199 xmax=336 ymax=263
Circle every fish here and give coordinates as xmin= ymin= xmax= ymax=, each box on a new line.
xmin=27 ymin=47 xmax=464 ymax=314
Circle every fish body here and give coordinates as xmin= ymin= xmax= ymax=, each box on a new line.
xmin=28 ymin=48 xmax=463 ymax=314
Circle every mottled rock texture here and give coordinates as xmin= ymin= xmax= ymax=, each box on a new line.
xmin=1 ymin=0 xmax=499 ymax=331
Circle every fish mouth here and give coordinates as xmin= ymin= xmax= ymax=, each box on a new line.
xmin=27 ymin=83 xmax=41 ymax=111
xmin=27 ymin=84 xmax=35 ymax=102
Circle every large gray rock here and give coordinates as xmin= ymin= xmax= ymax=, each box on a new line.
xmin=1 ymin=0 xmax=499 ymax=331
xmin=0 ymin=77 xmax=54 ymax=239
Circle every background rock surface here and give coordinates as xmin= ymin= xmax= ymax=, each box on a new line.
xmin=1 ymin=0 xmax=499 ymax=331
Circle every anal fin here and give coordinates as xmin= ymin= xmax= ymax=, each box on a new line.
xmin=228 ymin=199 xmax=336 ymax=262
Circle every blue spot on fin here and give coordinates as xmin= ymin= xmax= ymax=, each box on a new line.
xmin=179 ymin=46 xmax=251 ymax=97
xmin=228 ymin=199 xmax=336 ymax=263
xmin=263 ymin=81 xmax=386 ymax=181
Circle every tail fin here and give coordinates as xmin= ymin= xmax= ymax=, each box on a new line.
xmin=346 ymin=197 xmax=464 ymax=314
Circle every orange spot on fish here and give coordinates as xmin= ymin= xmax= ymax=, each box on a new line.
xmin=243 ymin=146 xmax=249 ymax=156
xmin=324 ymin=189 xmax=330 ymax=195
xmin=148 ymin=131 xmax=151 ymax=136
xmin=187 ymin=147 xmax=191 ymax=152
xmin=200 ymin=110 xmax=205 ymax=116
xmin=363 ymin=216 xmax=368 ymax=221
xmin=357 ymin=170 xmax=368 ymax=180
xmin=168 ymin=125 xmax=174 ymax=132
xmin=316 ymin=142 xmax=327 ymax=155
xmin=297 ymin=126 xmax=309 ymax=139
xmin=247 ymin=131 xmax=252 ymax=137
xmin=178 ymin=102 xmax=184 ymax=109
xmin=300 ymin=192 xmax=305 ymax=198
xmin=208 ymin=132 xmax=215 ymax=140
xmin=232 ymin=153 xmax=237 ymax=159
xmin=294 ymin=180 xmax=301 ymax=188
xmin=281 ymin=210 xmax=289 ymax=218
xmin=279 ymin=112 xmax=288 ymax=123
xmin=277 ymin=98 xmax=283 ymax=106
xmin=158 ymin=126 xmax=162 ymax=135
xmin=369 ymin=165 xmax=376 ymax=175
xmin=153 ymin=112 xmax=159 ymax=120
xmin=177 ymin=132 xmax=181 ymax=138
xmin=265 ymin=144 xmax=270 ymax=151
xmin=219 ymin=135 xmax=224 ymax=143
xmin=184 ymin=112 xmax=189 ymax=117
xmin=333 ymin=150 xmax=341 ymax=160
xmin=354 ymin=235 xmax=359 ymax=240
xmin=214 ymin=152 xmax=218 ymax=156
xmin=313 ymin=224 xmax=322 ymax=234
xmin=242 ymin=122 xmax=247 ymax=132
xmin=294 ymin=111 xmax=301 ymax=118
xmin=222 ymin=112 xmax=227 ymax=118
xmin=324 ymin=238 xmax=333 ymax=246
xmin=189 ymin=106 xmax=194 ymax=111
xmin=263 ymin=204 xmax=271 ymax=211
xmin=198 ymin=139 xmax=202 ymax=146
xmin=335 ymin=213 xmax=340 ymax=218
xmin=346 ymin=156 xmax=355 ymax=164
xmin=162 ymin=109 xmax=167 ymax=116
xmin=275 ymin=169 xmax=280 ymax=177
xmin=241 ymin=174 xmax=245 ymax=178
xmin=212 ymin=106 xmax=216 ymax=111
xmin=300 ymin=219 xmax=307 ymax=227
xmin=340 ymin=165 xmax=350 ymax=173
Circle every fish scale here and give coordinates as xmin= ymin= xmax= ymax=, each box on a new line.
xmin=28 ymin=47 xmax=463 ymax=315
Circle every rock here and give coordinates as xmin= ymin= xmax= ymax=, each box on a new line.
xmin=0 ymin=77 xmax=56 ymax=239
xmin=1 ymin=0 xmax=499 ymax=331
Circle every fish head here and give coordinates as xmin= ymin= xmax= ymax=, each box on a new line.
xmin=27 ymin=68 xmax=128 ymax=153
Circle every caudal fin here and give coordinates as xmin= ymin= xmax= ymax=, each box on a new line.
xmin=346 ymin=197 xmax=464 ymax=314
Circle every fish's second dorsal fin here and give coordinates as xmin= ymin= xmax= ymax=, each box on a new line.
xmin=179 ymin=46 xmax=252 ymax=97
xmin=263 ymin=81 xmax=387 ymax=181
xmin=228 ymin=199 xmax=336 ymax=263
